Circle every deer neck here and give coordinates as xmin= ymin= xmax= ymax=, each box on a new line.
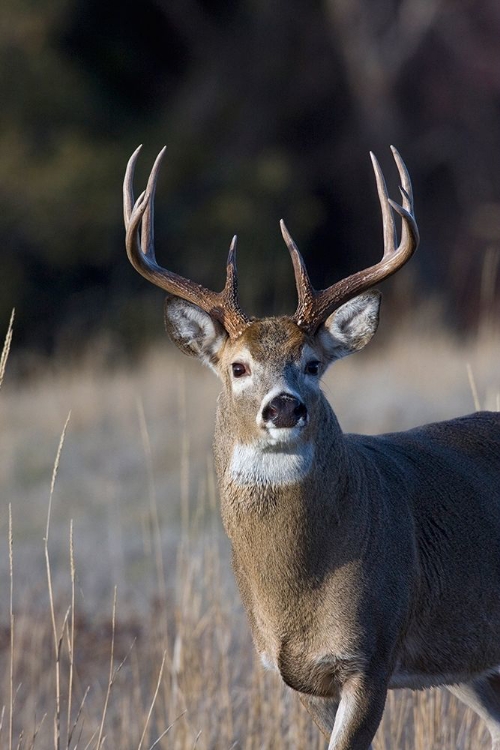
xmin=212 ymin=392 xmax=373 ymax=661
xmin=213 ymin=393 xmax=363 ymax=541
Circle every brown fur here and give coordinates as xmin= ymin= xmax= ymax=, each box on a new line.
xmin=163 ymin=301 xmax=500 ymax=750
xmin=125 ymin=145 xmax=498 ymax=748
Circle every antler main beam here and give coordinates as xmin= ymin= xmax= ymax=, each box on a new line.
xmin=281 ymin=146 xmax=420 ymax=334
xmin=125 ymin=145 xmax=418 ymax=340
xmin=123 ymin=146 xmax=250 ymax=339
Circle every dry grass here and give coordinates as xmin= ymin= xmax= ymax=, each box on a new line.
xmin=0 ymin=313 xmax=499 ymax=748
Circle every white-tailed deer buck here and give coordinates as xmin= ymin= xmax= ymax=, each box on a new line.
xmin=124 ymin=145 xmax=500 ymax=750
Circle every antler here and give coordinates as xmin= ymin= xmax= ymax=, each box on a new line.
xmin=281 ymin=146 xmax=420 ymax=334
xmin=123 ymin=146 xmax=250 ymax=339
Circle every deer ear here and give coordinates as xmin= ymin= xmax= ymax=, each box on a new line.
xmin=317 ymin=291 xmax=381 ymax=362
xmin=164 ymin=297 xmax=228 ymax=372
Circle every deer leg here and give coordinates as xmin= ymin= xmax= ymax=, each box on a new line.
xmin=299 ymin=693 xmax=339 ymax=739
xmin=324 ymin=674 xmax=386 ymax=750
xmin=299 ymin=691 xmax=375 ymax=750
xmin=447 ymin=671 xmax=500 ymax=748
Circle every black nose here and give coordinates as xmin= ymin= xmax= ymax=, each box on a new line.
xmin=262 ymin=393 xmax=307 ymax=428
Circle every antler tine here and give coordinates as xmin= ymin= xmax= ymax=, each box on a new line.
xmin=124 ymin=148 xmax=250 ymax=339
xmin=390 ymin=145 xmax=415 ymax=252
xmin=370 ymin=151 xmax=397 ymax=259
xmin=391 ymin=145 xmax=413 ymax=209
xmin=224 ymin=235 xmax=240 ymax=304
xmin=123 ymin=144 xmax=142 ymax=225
xmin=140 ymin=146 xmax=166 ymax=260
xmin=286 ymin=148 xmax=420 ymax=334
xmin=280 ymin=220 xmax=316 ymax=327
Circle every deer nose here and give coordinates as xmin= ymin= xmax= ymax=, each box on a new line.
xmin=262 ymin=393 xmax=307 ymax=428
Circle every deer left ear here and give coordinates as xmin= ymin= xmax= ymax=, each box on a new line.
xmin=317 ymin=291 xmax=381 ymax=362
xmin=164 ymin=297 xmax=228 ymax=372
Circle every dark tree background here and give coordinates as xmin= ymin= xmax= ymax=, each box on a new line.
xmin=1 ymin=0 xmax=499 ymax=355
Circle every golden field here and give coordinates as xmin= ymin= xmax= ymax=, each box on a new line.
xmin=0 ymin=311 xmax=498 ymax=749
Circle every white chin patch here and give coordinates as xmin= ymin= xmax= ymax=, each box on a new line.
xmin=265 ymin=424 xmax=305 ymax=445
xmin=229 ymin=441 xmax=314 ymax=486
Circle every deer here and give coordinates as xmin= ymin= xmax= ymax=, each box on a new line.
xmin=123 ymin=145 xmax=500 ymax=750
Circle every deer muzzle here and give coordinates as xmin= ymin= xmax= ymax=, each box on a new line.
xmin=261 ymin=393 xmax=308 ymax=429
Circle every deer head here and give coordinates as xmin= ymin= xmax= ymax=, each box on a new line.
xmin=124 ymin=146 xmax=418 ymax=455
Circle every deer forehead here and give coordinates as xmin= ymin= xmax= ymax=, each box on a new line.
xmin=224 ymin=317 xmax=315 ymax=368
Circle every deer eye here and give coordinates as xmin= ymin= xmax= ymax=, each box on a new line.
xmin=304 ymin=360 xmax=320 ymax=376
xmin=231 ymin=362 xmax=249 ymax=378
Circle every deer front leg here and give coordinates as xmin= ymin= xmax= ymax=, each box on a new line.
xmin=325 ymin=673 xmax=386 ymax=750
xmin=299 ymin=693 xmax=339 ymax=738
xmin=299 ymin=692 xmax=374 ymax=750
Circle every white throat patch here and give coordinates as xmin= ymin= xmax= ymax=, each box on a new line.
xmin=229 ymin=442 xmax=314 ymax=486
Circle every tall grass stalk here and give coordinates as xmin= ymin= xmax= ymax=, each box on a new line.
xmin=466 ymin=362 xmax=481 ymax=411
xmin=137 ymin=650 xmax=167 ymax=750
xmin=44 ymin=412 xmax=71 ymax=750
xmin=136 ymin=398 xmax=168 ymax=634
xmin=0 ymin=309 xmax=14 ymax=391
xmin=95 ymin=587 xmax=117 ymax=750
xmin=66 ymin=520 xmax=75 ymax=746
xmin=9 ymin=504 xmax=14 ymax=750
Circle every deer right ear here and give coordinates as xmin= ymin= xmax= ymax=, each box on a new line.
xmin=164 ymin=297 xmax=228 ymax=372
xmin=317 ymin=291 xmax=381 ymax=362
